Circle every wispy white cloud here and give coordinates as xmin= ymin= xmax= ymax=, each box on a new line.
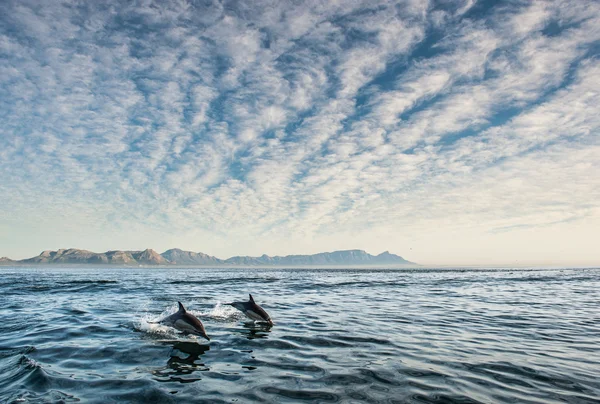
xmin=0 ymin=0 xmax=598 ymax=265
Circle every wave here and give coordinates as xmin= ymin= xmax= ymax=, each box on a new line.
xmin=11 ymin=280 xmax=120 ymax=295
xmin=0 ymin=347 xmax=54 ymax=402
xmin=65 ymin=280 xmax=118 ymax=284
xmin=168 ymin=276 xmax=280 ymax=285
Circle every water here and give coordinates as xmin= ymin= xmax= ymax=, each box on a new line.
xmin=0 ymin=267 xmax=599 ymax=403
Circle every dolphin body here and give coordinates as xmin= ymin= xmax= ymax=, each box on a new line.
xmin=227 ymin=294 xmax=273 ymax=325
xmin=159 ymin=302 xmax=210 ymax=340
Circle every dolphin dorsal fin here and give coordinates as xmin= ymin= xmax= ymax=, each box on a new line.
xmin=249 ymin=294 xmax=255 ymax=303
xmin=177 ymin=301 xmax=186 ymax=313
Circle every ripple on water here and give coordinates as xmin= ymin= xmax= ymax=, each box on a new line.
xmin=0 ymin=267 xmax=599 ymax=403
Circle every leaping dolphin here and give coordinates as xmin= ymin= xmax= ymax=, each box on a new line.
xmin=158 ymin=302 xmax=210 ymax=340
xmin=227 ymin=294 xmax=273 ymax=325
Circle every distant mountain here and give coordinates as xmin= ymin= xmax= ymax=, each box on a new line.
xmin=21 ymin=248 xmax=104 ymax=264
xmin=133 ymin=249 xmax=170 ymax=265
xmin=1 ymin=248 xmax=416 ymax=267
xmin=161 ymin=248 xmax=223 ymax=265
xmin=104 ymin=250 xmax=138 ymax=265
xmin=18 ymin=248 xmax=169 ymax=266
xmin=224 ymin=249 xmax=415 ymax=266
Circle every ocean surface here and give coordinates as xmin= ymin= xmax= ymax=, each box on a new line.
xmin=0 ymin=267 xmax=599 ymax=403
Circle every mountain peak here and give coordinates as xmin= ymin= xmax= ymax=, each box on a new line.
xmin=224 ymin=249 xmax=415 ymax=266
xmin=3 ymin=248 xmax=416 ymax=267
xmin=133 ymin=249 xmax=169 ymax=265
xmin=160 ymin=248 xmax=222 ymax=265
xmin=163 ymin=248 xmax=183 ymax=253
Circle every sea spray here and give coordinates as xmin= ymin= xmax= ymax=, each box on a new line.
xmin=196 ymin=302 xmax=244 ymax=322
xmin=134 ymin=302 xmax=242 ymax=337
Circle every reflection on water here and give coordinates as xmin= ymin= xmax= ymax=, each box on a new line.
xmin=238 ymin=321 xmax=273 ymax=340
xmin=153 ymin=341 xmax=211 ymax=383
xmin=0 ymin=266 xmax=599 ymax=403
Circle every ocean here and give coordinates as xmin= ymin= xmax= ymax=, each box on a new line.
xmin=0 ymin=267 xmax=599 ymax=403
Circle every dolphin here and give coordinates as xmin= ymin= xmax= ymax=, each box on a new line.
xmin=158 ymin=302 xmax=210 ymax=340
xmin=227 ymin=294 xmax=273 ymax=325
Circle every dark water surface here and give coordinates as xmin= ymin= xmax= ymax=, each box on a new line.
xmin=1 ymin=267 xmax=599 ymax=403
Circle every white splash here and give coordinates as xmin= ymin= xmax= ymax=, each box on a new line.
xmin=194 ymin=302 xmax=243 ymax=322
xmin=134 ymin=301 xmax=242 ymax=336
xmin=134 ymin=302 xmax=179 ymax=337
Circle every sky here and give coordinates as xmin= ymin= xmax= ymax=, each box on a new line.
xmin=0 ymin=0 xmax=599 ymax=266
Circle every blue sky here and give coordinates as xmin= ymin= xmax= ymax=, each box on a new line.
xmin=1 ymin=0 xmax=599 ymax=265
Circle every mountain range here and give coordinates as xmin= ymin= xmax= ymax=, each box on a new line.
xmin=0 ymin=248 xmax=416 ymax=267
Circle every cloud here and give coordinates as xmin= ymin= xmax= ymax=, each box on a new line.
xmin=0 ymin=0 xmax=598 ymax=265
